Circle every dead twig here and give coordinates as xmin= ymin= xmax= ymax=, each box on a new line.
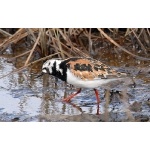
xmin=9 ymin=50 xmax=31 ymax=60
xmin=24 ymin=30 xmax=41 ymax=66
xmin=0 ymin=29 xmax=12 ymax=37
xmin=0 ymin=28 xmax=24 ymax=50
xmin=98 ymin=28 xmax=150 ymax=61
xmin=131 ymin=28 xmax=147 ymax=54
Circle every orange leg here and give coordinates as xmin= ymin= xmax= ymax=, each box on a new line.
xmin=94 ymin=89 xmax=100 ymax=103
xmin=63 ymin=88 xmax=81 ymax=102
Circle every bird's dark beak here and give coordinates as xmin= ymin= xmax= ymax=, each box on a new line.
xmin=35 ymin=72 xmax=45 ymax=78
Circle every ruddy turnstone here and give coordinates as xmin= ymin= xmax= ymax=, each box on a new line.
xmin=38 ymin=57 xmax=127 ymax=103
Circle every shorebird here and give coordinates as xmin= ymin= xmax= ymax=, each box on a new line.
xmin=38 ymin=57 xmax=127 ymax=103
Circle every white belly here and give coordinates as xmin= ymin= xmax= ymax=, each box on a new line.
xmin=66 ymin=69 xmax=115 ymax=88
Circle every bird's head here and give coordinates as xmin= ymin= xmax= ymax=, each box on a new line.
xmin=36 ymin=58 xmax=63 ymax=78
xmin=41 ymin=59 xmax=56 ymax=75
xmin=42 ymin=58 xmax=62 ymax=75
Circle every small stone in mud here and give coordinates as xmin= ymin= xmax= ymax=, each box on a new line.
xmin=11 ymin=117 xmax=19 ymax=122
xmin=135 ymin=115 xmax=149 ymax=122
xmin=129 ymin=102 xmax=142 ymax=112
xmin=146 ymin=99 xmax=150 ymax=107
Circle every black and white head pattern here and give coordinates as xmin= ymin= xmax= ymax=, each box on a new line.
xmin=42 ymin=59 xmax=62 ymax=74
xmin=41 ymin=59 xmax=68 ymax=81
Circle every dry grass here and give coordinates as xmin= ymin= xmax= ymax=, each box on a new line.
xmin=0 ymin=28 xmax=150 ymax=78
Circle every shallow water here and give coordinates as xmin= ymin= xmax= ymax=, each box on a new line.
xmin=0 ymin=45 xmax=150 ymax=122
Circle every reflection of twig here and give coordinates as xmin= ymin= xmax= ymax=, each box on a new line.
xmin=120 ymin=90 xmax=135 ymax=121
xmin=96 ymin=104 xmax=100 ymax=115
xmin=104 ymin=89 xmax=110 ymax=121
xmin=63 ymin=101 xmax=83 ymax=113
